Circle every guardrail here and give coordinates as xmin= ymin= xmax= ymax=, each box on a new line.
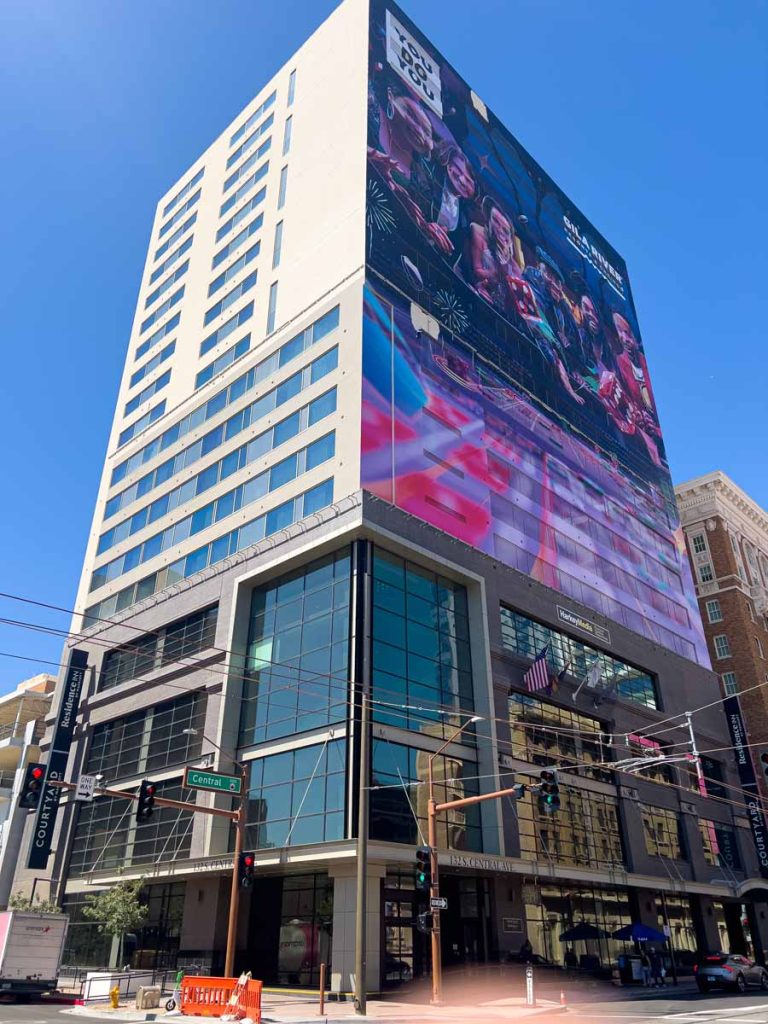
xmin=61 ymin=966 xmax=182 ymax=1002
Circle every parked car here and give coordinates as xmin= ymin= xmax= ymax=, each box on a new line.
xmin=694 ymin=953 xmax=768 ymax=993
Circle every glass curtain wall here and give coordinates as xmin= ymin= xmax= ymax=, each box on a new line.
xmin=239 ymin=549 xmax=350 ymax=745
xmin=523 ymin=884 xmax=632 ymax=967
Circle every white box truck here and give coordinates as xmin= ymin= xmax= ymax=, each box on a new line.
xmin=0 ymin=911 xmax=68 ymax=996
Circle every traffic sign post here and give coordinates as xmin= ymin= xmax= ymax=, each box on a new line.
xmin=430 ymin=896 xmax=448 ymax=910
xmin=75 ymin=774 xmax=96 ymax=802
xmin=184 ymin=767 xmax=243 ymax=794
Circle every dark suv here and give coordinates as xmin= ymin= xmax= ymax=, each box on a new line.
xmin=694 ymin=953 xmax=768 ymax=993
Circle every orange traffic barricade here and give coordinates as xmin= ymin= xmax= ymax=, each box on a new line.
xmin=180 ymin=976 xmax=262 ymax=1021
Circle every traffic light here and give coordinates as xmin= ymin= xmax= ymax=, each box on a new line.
xmin=19 ymin=763 xmax=45 ymax=810
xmin=240 ymin=852 xmax=256 ymax=888
xmin=136 ymin=780 xmax=156 ymax=822
xmin=416 ymin=911 xmax=434 ymax=934
xmin=415 ymin=846 xmax=431 ymax=894
xmin=538 ymin=769 xmax=560 ymax=814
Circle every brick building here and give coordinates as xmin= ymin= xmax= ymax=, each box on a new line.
xmin=676 ymin=472 xmax=768 ymax=801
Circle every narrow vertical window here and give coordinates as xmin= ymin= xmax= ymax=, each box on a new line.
xmin=282 ymin=116 xmax=293 ymax=156
xmin=267 ymin=282 xmax=278 ymax=334
xmin=287 ymin=69 xmax=296 ymax=106
xmin=272 ymin=221 xmax=284 ymax=269
xmin=277 ymin=166 xmax=288 ymax=210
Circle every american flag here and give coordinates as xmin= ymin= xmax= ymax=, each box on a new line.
xmin=524 ymin=646 xmax=550 ymax=693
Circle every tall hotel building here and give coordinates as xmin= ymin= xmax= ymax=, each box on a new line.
xmin=17 ymin=0 xmax=768 ymax=990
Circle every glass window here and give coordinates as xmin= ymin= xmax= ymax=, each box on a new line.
xmin=722 ymin=671 xmax=738 ymax=695
xmin=640 ymin=804 xmax=686 ymax=860
xmin=240 ymin=549 xmax=350 ymax=745
xmin=517 ymin=786 xmax=624 ymax=870
xmin=243 ymin=740 xmax=346 ymax=849
xmin=287 ymin=69 xmax=296 ymax=106
xmin=509 ymin=694 xmax=612 ymax=782
xmin=691 ymin=534 xmax=707 ymax=554
xmin=714 ymin=634 xmax=731 ymax=659
xmin=699 ymin=563 xmax=714 ymax=583
xmin=500 ymin=606 xmax=658 ymax=710
xmin=706 ymin=599 xmax=723 ymax=623
xmin=372 ymin=547 xmax=473 ymax=740
xmin=272 ymin=220 xmax=283 ymax=269
xmin=371 ymin=739 xmax=482 ymax=851
xmin=267 ymin=282 xmax=278 ymax=334
xmin=277 ymin=166 xmax=288 ymax=210
xmin=698 ymin=819 xmax=742 ymax=870
xmin=282 ymin=116 xmax=292 ymax=155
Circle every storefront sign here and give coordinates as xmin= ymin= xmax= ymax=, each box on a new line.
xmin=556 ymin=607 xmax=611 ymax=645
xmin=28 ymin=648 xmax=89 ymax=869
xmin=503 ymin=917 xmax=522 ymax=933
xmin=723 ymin=694 xmax=768 ymax=878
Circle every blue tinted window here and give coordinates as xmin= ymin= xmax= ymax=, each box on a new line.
xmin=154 ymin=213 xmax=196 ymax=262
xmin=163 ymin=167 xmax=204 ymax=217
xmin=267 ymin=281 xmax=278 ymax=334
xmin=159 ymin=189 xmax=201 ymax=238
xmin=216 ymin=189 xmax=267 ymax=243
xmin=277 ymin=166 xmax=288 ymax=209
xmin=229 ymin=90 xmax=276 ymax=147
xmin=211 ymin=215 xmax=263 ymax=269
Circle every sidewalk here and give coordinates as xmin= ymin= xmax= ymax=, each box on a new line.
xmin=64 ymin=991 xmax=565 ymax=1023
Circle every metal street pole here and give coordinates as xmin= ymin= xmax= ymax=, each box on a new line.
xmin=354 ymin=689 xmax=370 ymax=1014
xmin=426 ymin=716 xmax=482 ymax=1005
xmin=224 ymin=762 xmax=249 ymax=977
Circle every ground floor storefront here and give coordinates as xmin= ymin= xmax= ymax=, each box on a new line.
xmin=60 ymin=862 xmax=768 ymax=991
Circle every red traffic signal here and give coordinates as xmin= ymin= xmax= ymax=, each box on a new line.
xmin=19 ymin=762 xmax=46 ymax=810
xmin=136 ymin=780 xmax=157 ymax=822
xmin=240 ymin=852 xmax=256 ymax=888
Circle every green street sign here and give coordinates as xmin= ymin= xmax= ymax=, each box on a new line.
xmin=184 ymin=766 xmax=242 ymax=795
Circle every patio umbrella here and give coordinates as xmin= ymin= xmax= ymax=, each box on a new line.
xmin=559 ymin=922 xmax=610 ymax=942
xmin=612 ymin=923 xmax=667 ymax=943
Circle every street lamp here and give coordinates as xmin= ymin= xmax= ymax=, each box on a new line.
xmin=181 ymin=727 xmax=249 ymax=978
xmin=426 ymin=714 xmax=482 ymax=1005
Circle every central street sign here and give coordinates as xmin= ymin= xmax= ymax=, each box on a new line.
xmin=430 ymin=896 xmax=448 ymax=910
xmin=184 ymin=767 xmax=242 ymax=795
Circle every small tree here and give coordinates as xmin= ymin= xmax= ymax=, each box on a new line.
xmin=82 ymin=880 xmax=148 ymax=968
xmin=8 ymin=890 xmax=60 ymax=914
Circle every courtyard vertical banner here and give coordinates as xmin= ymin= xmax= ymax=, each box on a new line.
xmin=27 ymin=648 xmax=89 ymax=870
xmin=723 ymin=694 xmax=768 ymax=878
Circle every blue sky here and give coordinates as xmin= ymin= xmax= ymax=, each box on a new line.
xmin=0 ymin=0 xmax=766 ymax=691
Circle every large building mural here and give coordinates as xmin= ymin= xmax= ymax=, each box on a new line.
xmin=362 ymin=0 xmax=708 ymax=665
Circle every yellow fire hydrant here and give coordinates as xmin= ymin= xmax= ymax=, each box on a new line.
xmin=109 ymin=985 xmax=120 ymax=1010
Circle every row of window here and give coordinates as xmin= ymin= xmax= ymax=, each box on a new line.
xmin=500 ymin=606 xmax=659 ymax=709
xmin=220 ymin=156 xmax=270 ymax=218
xmin=124 ymin=369 xmax=171 ymax=417
xmin=99 ymin=606 xmax=218 ymax=691
xmin=118 ymin=400 xmax=166 ymax=448
xmin=224 ymin=138 xmax=271 ymax=195
xmin=212 ymin=214 xmax=263 ymax=270
xmin=200 ymin=301 xmax=253 ymax=357
xmin=135 ymin=311 xmax=180 ymax=362
xmin=99 ymin=386 xmax=336 ymax=555
xmin=110 ymin=304 xmax=339 ymax=489
xmin=158 ymin=188 xmax=201 ymax=238
xmin=84 ymin=477 xmax=335 ymax=623
xmin=91 ymin=431 xmax=335 ymax=591
xmin=87 ymin=693 xmax=206 ymax=774
xmin=162 ymin=166 xmax=204 ymax=217
xmin=149 ymin=234 xmax=193 ymax=285
xmin=145 ymin=259 xmax=189 ymax=310
xmin=129 ymin=341 xmax=175 ymax=390
xmin=227 ymin=112 xmax=274 ymax=172
xmin=209 ymin=241 xmax=260 ymax=296
xmin=154 ymin=212 xmax=196 ymax=263
xmin=216 ymin=186 xmax=266 ymax=243
xmin=230 ymin=89 xmax=276 ymax=147
xmin=109 ymin=346 xmax=336 ymax=530
xmin=195 ymin=335 xmax=251 ymax=390
xmin=140 ymin=286 xmax=184 ymax=335
xmin=203 ymin=271 xmax=256 ymax=327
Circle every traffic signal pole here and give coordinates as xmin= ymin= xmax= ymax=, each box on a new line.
xmin=427 ymin=780 xmax=536 ymax=1005
xmin=49 ymin=772 xmax=248 ymax=975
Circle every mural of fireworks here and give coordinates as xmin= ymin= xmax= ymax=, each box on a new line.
xmin=366 ymin=180 xmax=396 ymax=234
xmin=433 ymin=288 xmax=469 ymax=335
